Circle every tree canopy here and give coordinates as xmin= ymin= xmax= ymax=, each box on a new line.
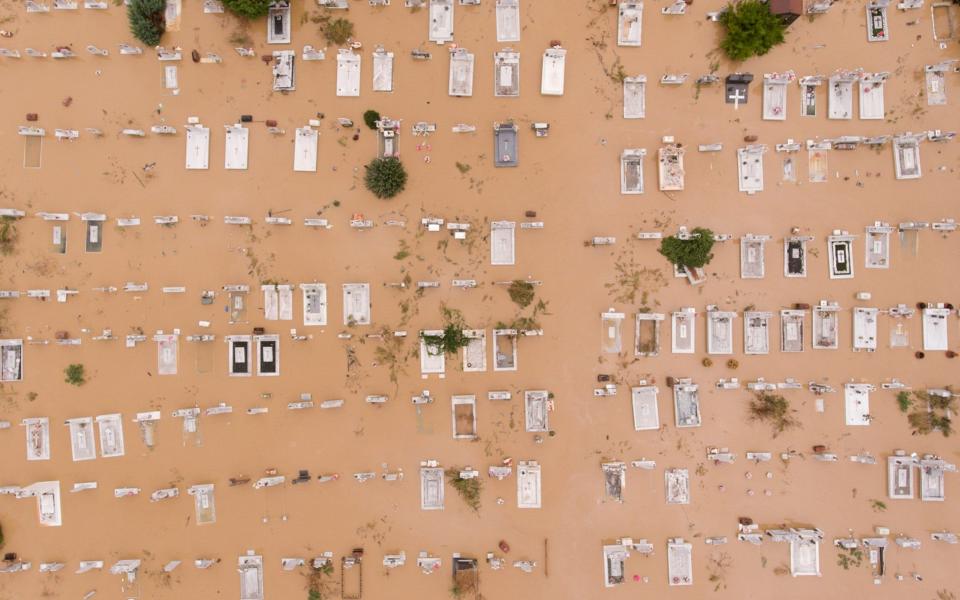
xmin=719 ymin=0 xmax=786 ymax=61
xmin=127 ymin=0 xmax=166 ymax=47
xmin=363 ymin=110 xmax=381 ymax=130
xmin=364 ymin=158 xmax=408 ymax=199
xmin=222 ymin=0 xmax=272 ymax=19
xmin=658 ymin=227 xmax=716 ymax=269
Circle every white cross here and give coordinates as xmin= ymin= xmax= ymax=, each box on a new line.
xmin=728 ymin=88 xmax=746 ymax=109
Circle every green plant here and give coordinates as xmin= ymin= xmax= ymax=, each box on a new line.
xmin=222 ymin=0 xmax=272 ymax=19
xmin=363 ymin=110 xmax=381 ymax=130
xmin=228 ymin=29 xmax=252 ymax=46
xmin=363 ymin=158 xmax=408 ymax=199
xmin=308 ymin=590 xmax=321 ymax=600
xmin=64 ymin=363 xmax=86 ymax=386
xmin=323 ymin=17 xmax=354 ymax=45
xmin=0 ymin=521 xmax=4 ymax=548
xmin=718 ymin=0 xmax=786 ymax=61
xmin=896 ymin=391 xmax=912 ymax=413
xmin=702 ymin=357 xmax=713 ymax=367
xmin=906 ymin=389 xmax=956 ymax=436
xmin=726 ymin=359 xmax=739 ymax=369
xmin=658 ymin=227 xmax=716 ymax=269
xmin=455 ymin=162 xmax=471 ymax=174
xmin=127 ymin=0 xmax=165 ymax=46
xmin=507 ymin=280 xmax=536 ymax=308
xmin=422 ymin=325 xmax=471 ymax=356
xmin=748 ymin=392 xmax=799 ymax=436
xmin=0 ymin=218 xmax=18 ymax=255
xmin=836 ymin=546 xmax=863 ymax=570
xmin=869 ymin=499 xmax=887 ymax=512
xmin=445 ymin=468 xmax=481 ymax=512
xmin=450 ymin=584 xmax=463 ymax=598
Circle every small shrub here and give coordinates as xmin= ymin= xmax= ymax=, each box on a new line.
xmin=748 ymin=392 xmax=799 ymax=436
xmin=64 ymin=363 xmax=86 ymax=386
xmin=869 ymin=499 xmax=887 ymax=512
xmin=127 ymin=0 xmax=165 ymax=46
xmin=896 ymin=391 xmax=912 ymax=413
xmin=422 ymin=325 xmax=471 ymax=356
xmin=0 ymin=218 xmax=18 ymax=256
xmin=323 ymin=17 xmax=354 ymax=45
xmin=905 ymin=388 xmax=956 ymax=436
xmin=222 ymin=0 xmax=272 ymax=19
xmin=507 ymin=280 xmax=536 ymax=308
xmin=836 ymin=547 xmax=863 ymax=570
xmin=0 ymin=521 xmax=4 ymax=547
xmin=659 ymin=227 xmax=716 ymax=269
xmin=228 ymin=29 xmax=252 ymax=46
xmin=455 ymin=162 xmax=471 ymax=174
xmin=726 ymin=359 xmax=739 ymax=369
xmin=445 ymin=468 xmax=481 ymax=512
xmin=363 ymin=110 xmax=381 ymax=130
xmin=702 ymin=357 xmax=713 ymax=367
xmin=363 ymin=158 xmax=408 ymax=199
xmin=719 ymin=0 xmax=786 ymax=61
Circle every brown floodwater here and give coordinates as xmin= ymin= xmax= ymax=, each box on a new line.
xmin=0 ymin=1 xmax=959 ymax=599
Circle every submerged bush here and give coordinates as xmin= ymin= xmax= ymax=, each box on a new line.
xmin=64 ymin=363 xmax=86 ymax=386
xmin=719 ymin=0 xmax=786 ymax=61
xmin=363 ymin=109 xmax=381 ymax=130
xmin=127 ymin=0 xmax=166 ymax=47
xmin=445 ymin=468 xmax=481 ymax=512
xmin=363 ymin=158 xmax=408 ymax=199
xmin=0 ymin=218 xmax=18 ymax=256
xmin=507 ymin=280 xmax=536 ymax=308
xmin=658 ymin=227 xmax=716 ymax=269
xmin=421 ymin=325 xmax=470 ymax=356
xmin=222 ymin=0 xmax=272 ymax=19
xmin=323 ymin=17 xmax=354 ymax=45
xmin=748 ymin=392 xmax=799 ymax=436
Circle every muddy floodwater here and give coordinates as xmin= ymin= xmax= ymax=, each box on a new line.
xmin=0 ymin=1 xmax=959 ymax=599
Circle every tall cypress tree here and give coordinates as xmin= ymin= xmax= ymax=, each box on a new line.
xmin=128 ymin=0 xmax=166 ymax=46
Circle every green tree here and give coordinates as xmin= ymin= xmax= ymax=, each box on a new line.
xmin=323 ymin=17 xmax=355 ymax=45
xmin=719 ymin=0 xmax=786 ymax=61
xmin=0 ymin=218 xmax=18 ymax=255
xmin=222 ymin=0 xmax=272 ymax=19
xmin=127 ymin=0 xmax=166 ymax=47
xmin=421 ymin=325 xmax=470 ymax=356
xmin=658 ymin=227 xmax=716 ymax=269
xmin=363 ymin=110 xmax=381 ymax=130
xmin=364 ymin=158 xmax=408 ymax=199
xmin=64 ymin=364 xmax=86 ymax=386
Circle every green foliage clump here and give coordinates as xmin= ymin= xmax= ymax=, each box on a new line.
xmin=445 ymin=468 xmax=481 ymax=512
xmin=658 ymin=227 xmax=716 ymax=269
xmin=222 ymin=0 xmax=272 ymax=19
xmin=748 ymin=392 xmax=798 ymax=436
xmin=719 ymin=0 xmax=786 ymax=61
xmin=836 ymin=546 xmax=864 ymax=570
xmin=905 ymin=388 xmax=956 ymax=437
xmin=363 ymin=110 xmax=381 ymax=130
xmin=422 ymin=325 xmax=471 ymax=356
xmin=363 ymin=158 xmax=408 ymax=199
xmin=323 ymin=17 xmax=355 ymax=45
xmin=507 ymin=280 xmax=536 ymax=308
xmin=896 ymin=391 xmax=912 ymax=413
xmin=127 ymin=0 xmax=165 ymax=46
xmin=64 ymin=363 xmax=86 ymax=386
xmin=0 ymin=218 xmax=18 ymax=256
